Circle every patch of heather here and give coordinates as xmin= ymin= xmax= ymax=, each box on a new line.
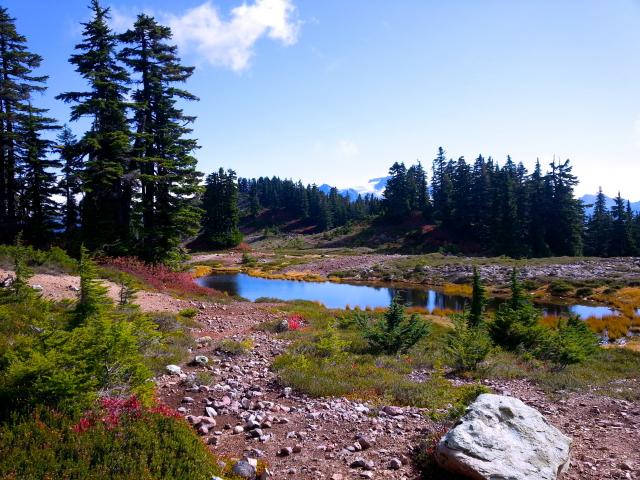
xmin=101 ymin=256 xmax=218 ymax=297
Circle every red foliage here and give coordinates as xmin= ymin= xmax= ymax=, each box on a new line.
xmin=73 ymin=396 xmax=180 ymax=433
xmin=101 ymin=257 xmax=218 ymax=297
xmin=287 ymin=314 xmax=303 ymax=330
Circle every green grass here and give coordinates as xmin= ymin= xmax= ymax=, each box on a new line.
xmin=216 ymin=338 xmax=254 ymax=356
xmin=476 ymin=348 xmax=640 ymax=401
xmin=270 ymin=302 xmax=487 ymax=418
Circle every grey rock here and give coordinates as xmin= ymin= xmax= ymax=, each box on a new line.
xmin=231 ymin=460 xmax=256 ymax=479
xmin=165 ymin=364 xmax=182 ymax=375
xmin=436 ymin=394 xmax=572 ymax=480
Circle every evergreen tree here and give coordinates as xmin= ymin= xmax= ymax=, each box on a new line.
xmin=468 ymin=266 xmax=486 ymax=327
xmin=545 ymin=160 xmax=583 ymax=256
xmin=119 ymin=14 xmax=202 ymax=262
xmin=0 ymin=7 xmax=49 ymax=243
xmin=201 ymin=168 xmax=242 ymax=249
xmin=609 ymin=193 xmax=635 ymax=256
xmin=15 ymin=104 xmax=60 ymax=246
xmin=56 ymin=0 xmax=132 ymax=252
xmin=383 ymin=162 xmax=410 ymax=219
xmin=584 ymin=187 xmax=611 ymax=257
xmin=57 ymin=126 xmax=83 ymax=247
xmin=71 ymin=245 xmax=112 ymax=328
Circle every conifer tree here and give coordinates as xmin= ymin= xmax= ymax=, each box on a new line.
xmin=57 ymin=126 xmax=83 ymax=247
xmin=201 ymin=168 xmax=242 ymax=248
xmin=0 ymin=7 xmax=49 ymax=243
xmin=71 ymin=245 xmax=112 ymax=328
xmin=584 ymin=187 xmax=611 ymax=257
xmin=56 ymin=0 xmax=132 ymax=252
xmin=16 ymin=105 xmax=60 ymax=246
xmin=468 ymin=266 xmax=486 ymax=327
xmin=610 ymin=193 xmax=635 ymax=256
xmin=119 ymin=14 xmax=202 ymax=262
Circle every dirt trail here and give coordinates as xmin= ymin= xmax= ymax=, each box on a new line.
xmin=0 ymin=268 xmax=188 ymax=312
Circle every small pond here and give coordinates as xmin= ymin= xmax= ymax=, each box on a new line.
xmin=196 ymin=273 xmax=619 ymax=319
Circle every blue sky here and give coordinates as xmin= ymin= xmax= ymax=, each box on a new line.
xmin=5 ymin=0 xmax=640 ymax=198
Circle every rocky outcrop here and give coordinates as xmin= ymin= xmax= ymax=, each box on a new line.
xmin=436 ymin=393 xmax=572 ymax=480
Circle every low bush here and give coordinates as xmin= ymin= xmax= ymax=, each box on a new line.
xmin=0 ymin=405 xmax=224 ymax=480
xmin=216 ymin=338 xmax=254 ymax=356
xmin=360 ymin=299 xmax=431 ymax=355
xmin=178 ymin=307 xmax=199 ymax=319
xmin=101 ymin=257 xmax=218 ymax=298
xmin=445 ymin=316 xmax=492 ymax=372
xmin=549 ymin=280 xmax=574 ymax=296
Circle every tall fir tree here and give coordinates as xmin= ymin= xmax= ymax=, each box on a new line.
xmin=0 ymin=7 xmax=48 ymax=243
xmin=584 ymin=187 xmax=612 ymax=257
xmin=56 ymin=0 xmax=132 ymax=252
xmin=119 ymin=14 xmax=202 ymax=262
xmin=201 ymin=168 xmax=242 ymax=249
xmin=15 ymin=104 xmax=60 ymax=246
xmin=57 ymin=126 xmax=83 ymax=248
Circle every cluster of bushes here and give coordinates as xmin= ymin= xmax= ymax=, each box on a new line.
xmin=0 ymin=245 xmax=224 ymax=479
xmin=446 ymin=268 xmax=600 ymax=372
xmin=272 ymin=301 xmax=486 ymax=416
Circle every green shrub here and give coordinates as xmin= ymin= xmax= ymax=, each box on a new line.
xmin=533 ymin=316 xmax=599 ymax=367
xmin=575 ymin=287 xmax=593 ymax=298
xmin=216 ymin=338 xmax=253 ymax=355
xmin=0 ymin=408 xmax=225 ymax=480
xmin=178 ymin=307 xmax=199 ymax=319
xmin=241 ymin=253 xmax=257 ymax=266
xmin=361 ymin=299 xmax=431 ymax=355
xmin=446 ymin=316 xmax=492 ymax=372
xmin=549 ymin=280 xmax=573 ymax=296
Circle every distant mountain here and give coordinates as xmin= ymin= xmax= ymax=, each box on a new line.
xmin=319 ymin=176 xmax=389 ymax=201
xmin=580 ymin=194 xmax=640 ymax=216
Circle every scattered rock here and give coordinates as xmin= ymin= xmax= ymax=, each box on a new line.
xmin=231 ymin=460 xmax=256 ymax=479
xmin=165 ymin=364 xmax=182 ymax=375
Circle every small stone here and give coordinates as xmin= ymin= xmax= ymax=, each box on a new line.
xmin=231 ymin=460 xmax=256 ymax=479
xmin=181 ymin=396 xmax=195 ymax=404
xmin=166 ymin=364 xmax=182 ymax=375
xmin=389 ymin=458 xmax=402 ymax=470
xmin=278 ymin=447 xmax=293 ymax=456
xmin=233 ymin=425 xmax=244 ymax=434
xmin=207 ymin=436 xmax=219 ymax=445
xmin=382 ymin=406 xmax=403 ymax=416
xmin=292 ymin=444 xmax=303 ymax=453
xmin=194 ymin=355 xmax=209 ymax=365
xmin=205 ymin=407 xmax=218 ymax=418
xmin=350 ymin=458 xmax=374 ymax=470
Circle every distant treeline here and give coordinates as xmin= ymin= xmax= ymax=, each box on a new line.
xmin=237 ymin=176 xmax=382 ymax=230
xmin=382 ymin=148 xmax=639 ymax=257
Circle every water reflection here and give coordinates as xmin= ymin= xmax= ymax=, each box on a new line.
xmin=197 ymin=273 xmax=618 ymax=319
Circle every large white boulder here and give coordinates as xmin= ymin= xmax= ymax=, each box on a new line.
xmin=436 ymin=393 xmax=571 ymax=480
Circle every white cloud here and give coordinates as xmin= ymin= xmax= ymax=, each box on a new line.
xmin=338 ymin=140 xmax=359 ymax=158
xmin=167 ymin=0 xmax=300 ymax=72
xmin=109 ymin=7 xmax=137 ymax=32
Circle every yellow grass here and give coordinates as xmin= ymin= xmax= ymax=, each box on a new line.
xmin=442 ymin=283 xmax=473 ymax=296
xmin=191 ymin=265 xmax=213 ymax=278
xmin=585 ymin=315 xmax=632 ymax=340
xmin=245 ymin=268 xmax=326 ymax=282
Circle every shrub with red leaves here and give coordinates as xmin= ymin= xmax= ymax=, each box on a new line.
xmin=73 ymin=396 xmax=179 ymax=433
xmin=101 ymin=257 xmax=217 ymax=297
xmin=287 ymin=314 xmax=303 ymax=330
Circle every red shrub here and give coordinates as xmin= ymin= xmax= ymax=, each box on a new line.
xmin=73 ymin=396 xmax=179 ymax=433
xmin=101 ymin=256 xmax=218 ymax=297
xmin=287 ymin=314 xmax=303 ymax=330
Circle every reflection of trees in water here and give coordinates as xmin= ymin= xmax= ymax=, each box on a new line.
xmin=199 ymin=275 xmax=240 ymax=296
xmin=389 ymin=288 xmax=468 ymax=312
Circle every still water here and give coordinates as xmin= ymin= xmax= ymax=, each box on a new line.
xmin=197 ymin=273 xmax=619 ymax=319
